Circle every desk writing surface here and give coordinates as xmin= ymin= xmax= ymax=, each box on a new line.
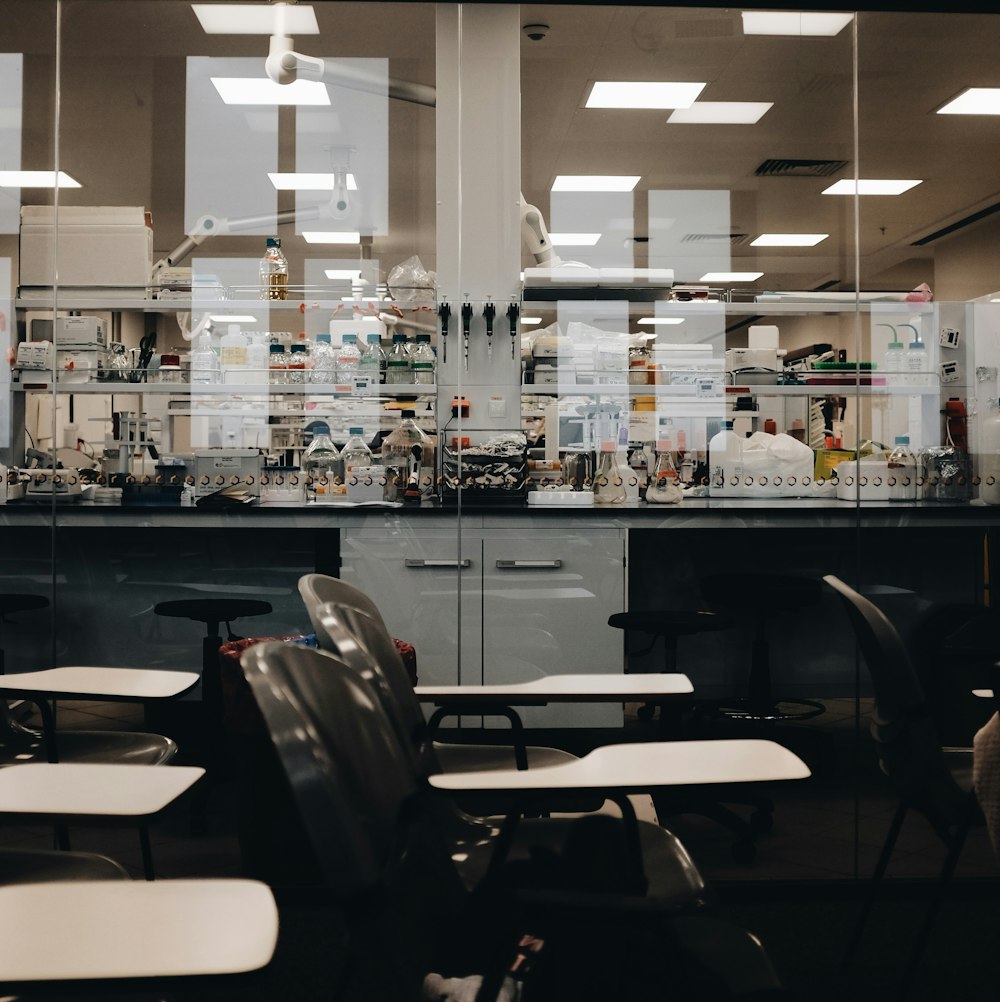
xmin=415 ymin=673 xmax=693 ymax=703
xmin=0 ymin=666 xmax=200 ymax=700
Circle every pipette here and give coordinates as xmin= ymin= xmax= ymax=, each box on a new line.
xmin=506 ymin=302 xmax=519 ymax=360
xmin=461 ymin=302 xmax=473 ymax=371
xmin=438 ymin=302 xmax=451 ymax=363
xmin=483 ymin=301 xmax=496 ymax=361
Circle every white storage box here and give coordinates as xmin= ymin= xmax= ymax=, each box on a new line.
xmin=19 ymin=206 xmax=153 ymax=300
xmin=834 ymin=459 xmax=891 ymax=501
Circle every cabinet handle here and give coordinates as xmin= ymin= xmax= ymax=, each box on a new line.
xmin=404 ymin=558 xmax=472 ymax=568
xmin=495 ymin=559 xmax=563 ymax=570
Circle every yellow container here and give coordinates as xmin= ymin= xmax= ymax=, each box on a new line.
xmin=633 ymin=395 xmax=656 ymax=412
xmin=814 ymin=448 xmax=855 ymax=481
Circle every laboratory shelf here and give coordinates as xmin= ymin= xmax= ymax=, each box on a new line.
xmin=522 ymin=381 xmax=939 ymax=397
xmin=14 ymin=296 xmax=407 ymax=314
xmin=11 ymin=380 xmax=437 ymax=395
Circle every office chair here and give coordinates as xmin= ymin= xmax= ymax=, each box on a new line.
xmin=824 ymin=574 xmax=977 ymax=1000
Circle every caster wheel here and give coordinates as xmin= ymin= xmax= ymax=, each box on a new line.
xmin=749 ymin=810 xmax=774 ymax=835
xmin=731 ymin=840 xmax=756 ymax=865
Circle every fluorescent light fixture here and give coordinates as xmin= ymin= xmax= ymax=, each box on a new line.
xmin=0 ymin=170 xmax=80 ymax=188
xmin=209 ymin=315 xmax=258 ymax=323
xmin=521 ymin=317 xmax=543 ymax=325
xmin=552 ymin=175 xmax=640 ymax=192
xmin=325 ymin=269 xmax=364 ymax=280
xmin=193 ymin=3 xmax=320 ymax=34
xmin=269 ymin=172 xmax=358 ymax=191
xmin=341 ymin=296 xmax=380 ymax=302
xmin=822 ymin=179 xmax=921 ymax=196
xmin=549 ymin=232 xmax=602 ymax=247
xmin=667 ymin=102 xmax=773 ymax=125
xmin=637 ymin=317 xmax=686 ymax=325
xmin=302 ymin=232 xmax=361 ymax=244
xmin=700 ymin=272 xmax=763 ymax=282
xmin=211 ymin=78 xmax=330 ymax=106
xmin=937 ymin=88 xmax=1000 ymax=115
xmin=586 ymin=81 xmax=705 ymax=110
xmin=741 ymin=12 xmax=853 ymax=36
xmin=751 ymin=233 xmax=829 ymax=247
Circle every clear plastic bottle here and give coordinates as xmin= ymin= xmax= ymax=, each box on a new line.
xmin=309 ymin=332 xmax=338 ymax=384
xmin=336 ymin=333 xmax=362 ymax=387
xmin=268 ymin=342 xmax=287 ymax=385
xmin=219 ymin=325 xmax=248 ymax=383
xmin=646 ymin=444 xmax=682 ymax=504
xmin=709 ymin=420 xmax=743 ymax=495
xmin=979 ymin=399 xmax=1000 ymax=505
xmin=628 ymin=444 xmax=649 ymax=501
xmin=286 ymin=343 xmax=308 ymax=384
xmin=903 ymin=325 xmax=928 ymax=387
xmin=593 ymin=440 xmax=627 ymax=504
xmin=359 ymin=332 xmax=385 ymax=387
xmin=190 ymin=330 xmax=220 ymax=384
xmin=880 ymin=324 xmax=904 ymax=387
xmin=385 ymin=333 xmax=411 ymax=385
xmin=302 ymin=423 xmax=342 ymax=499
xmin=259 ymin=237 xmax=288 ymax=301
xmin=246 ymin=332 xmax=269 ymax=383
xmin=887 ymin=435 xmax=917 ymax=502
xmin=410 ymin=333 xmax=435 ymax=384
xmin=381 ymin=409 xmax=429 ymax=501
xmin=341 ymin=426 xmax=374 ymax=479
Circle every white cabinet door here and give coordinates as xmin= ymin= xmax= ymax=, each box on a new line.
xmin=340 ymin=523 xmax=481 ymax=687
xmin=480 ymin=529 xmax=625 ymax=727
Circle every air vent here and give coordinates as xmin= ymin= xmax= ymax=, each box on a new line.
xmin=682 ymin=232 xmax=751 ymax=246
xmin=755 ymin=159 xmax=848 ymax=178
xmin=912 ymin=201 xmax=1000 ymax=246
xmin=674 ymin=18 xmax=737 ymax=38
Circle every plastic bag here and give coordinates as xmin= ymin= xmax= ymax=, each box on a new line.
xmin=387 ymin=255 xmax=437 ymax=307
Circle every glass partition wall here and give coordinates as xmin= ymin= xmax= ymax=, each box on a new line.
xmin=2 ymin=0 xmax=999 ymax=886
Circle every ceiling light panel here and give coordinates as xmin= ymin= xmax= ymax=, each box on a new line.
xmin=586 ymin=81 xmax=706 ymax=109
xmin=937 ymin=88 xmax=1000 ymax=114
xmin=700 ymin=272 xmax=763 ymax=282
xmin=269 ymin=173 xmax=358 ymax=190
xmin=551 ymin=176 xmax=640 ymax=192
xmin=751 ymin=233 xmax=829 ymax=246
xmin=667 ymin=102 xmax=773 ymax=125
xmin=741 ymin=12 xmax=853 ymax=36
xmin=0 ymin=170 xmax=80 ymax=188
xmin=192 ymin=3 xmax=320 ymax=34
xmin=637 ymin=317 xmax=686 ymax=325
xmin=521 ymin=317 xmax=543 ymax=325
xmin=822 ymin=179 xmax=921 ymax=196
xmin=548 ymin=232 xmax=602 ymax=246
xmin=209 ymin=315 xmax=258 ymax=323
xmin=303 ymin=232 xmax=362 ymax=244
xmin=324 ymin=270 xmax=363 ymax=280
xmin=211 ymin=78 xmax=330 ymax=106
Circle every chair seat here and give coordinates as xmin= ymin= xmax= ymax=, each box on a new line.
xmin=153 ymin=599 xmax=272 ymax=626
xmin=0 ymin=594 xmax=49 ymax=617
xmin=0 ymin=726 xmax=178 ymax=766
xmin=0 ymin=847 xmax=129 ymax=883
xmin=608 ymin=610 xmax=730 ymax=639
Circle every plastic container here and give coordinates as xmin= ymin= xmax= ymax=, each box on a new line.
xmin=302 ymin=423 xmax=342 ymax=499
xmin=385 ymin=333 xmax=411 ymax=384
xmin=341 ymin=427 xmax=374 ymax=478
xmin=309 ymin=332 xmax=337 ymax=384
xmin=359 ymin=332 xmax=385 ymax=385
xmin=286 ymin=343 xmax=308 ymax=384
xmin=887 ymin=435 xmax=917 ymax=502
xmin=708 ymin=421 xmax=743 ymax=494
xmin=979 ymin=399 xmax=1000 ymax=504
xmin=902 ymin=325 xmax=928 ymax=386
xmin=190 ymin=330 xmax=220 ymax=385
xmin=259 ymin=237 xmax=288 ymax=301
xmin=410 ymin=333 xmax=435 ymax=384
xmin=219 ymin=325 xmax=248 ymax=376
xmin=336 ymin=333 xmax=361 ymax=386
xmin=246 ymin=334 xmax=269 ymax=383
xmin=880 ymin=324 xmax=904 ymax=384
xmin=157 ymin=353 xmax=182 ymax=383
xmin=268 ymin=341 xmax=287 ymax=385
xmin=381 ymin=409 xmax=430 ymax=501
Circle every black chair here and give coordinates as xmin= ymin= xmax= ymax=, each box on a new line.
xmin=824 ymin=574 xmax=978 ymax=1000
xmin=240 ymin=640 xmax=789 ymax=1001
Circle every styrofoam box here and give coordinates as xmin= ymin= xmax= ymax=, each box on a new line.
xmin=19 ymin=206 xmax=153 ymax=299
xmin=834 ymin=459 xmax=891 ymax=501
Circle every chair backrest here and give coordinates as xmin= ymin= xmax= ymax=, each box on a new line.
xmin=298 ymin=573 xmax=387 ymax=630
xmin=823 ymin=575 xmax=968 ymax=832
xmin=239 ymin=641 xmax=422 ymax=898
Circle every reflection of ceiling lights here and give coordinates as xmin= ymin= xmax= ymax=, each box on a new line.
xmin=637 ymin=317 xmax=685 ymax=325
xmin=211 ymin=78 xmax=330 ymax=106
xmin=209 ymin=315 xmax=258 ymax=323
xmin=325 ymin=269 xmax=364 ymax=280
xmin=192 ymin=3 xmax=320 ymax=34
xmin=741 ymin=12 xmax=853 ymax=36
xmin=937 ymin=88 xmax=1000 ymax=115
xmin=303 ymin=232 xmax=362 ymax=244
xmin=586 ymin=81 xmax=705 ymax=109
xmin=822 ymin=179 xmax=921 ymax=196
xmin=0 ymin=170 xmax=80 ymax=188
xmin=751 ymin=233 xmax=829 ymax=246
xmin=551 ymin=176 xmax=640 ymax=192
xmin=521 ymin=317 xmax=543 ymax=325
xmin=549 ymin=232 xmax=601 ymax=246
xmin=269 ymin=173 xmax=358 ymax=190
xmin=700 ymin=272 xmax=763 ymax=282
xmin=667 ymin=102 xmax=772 ymax=125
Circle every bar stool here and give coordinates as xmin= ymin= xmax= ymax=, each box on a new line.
xmin=152 ymin=599 xmax=272 ymax=764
